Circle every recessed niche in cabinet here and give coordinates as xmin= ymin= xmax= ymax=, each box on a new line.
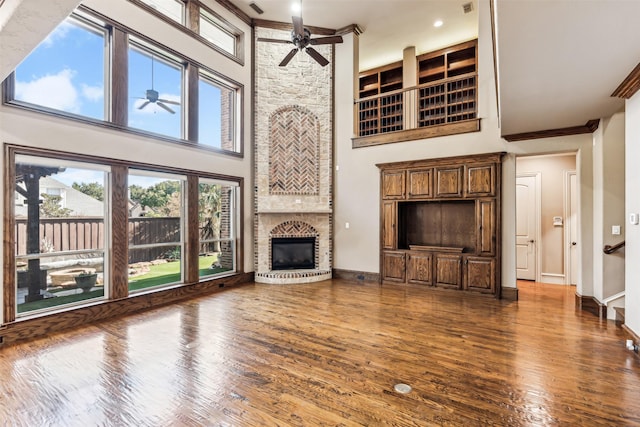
xmin=397 ymin=200 xmax=476 ymax=252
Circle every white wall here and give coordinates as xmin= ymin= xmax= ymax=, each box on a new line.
xmin=625 ymin=93 xmax=640 ymax=336
xmin=0 ymin=0 xmax=254 ymax=324
xmin=333 ymin=0 xmax=595 ymax=295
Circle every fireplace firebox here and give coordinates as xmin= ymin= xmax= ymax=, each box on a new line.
xmin=271 ymin=237 xmax=315 ymax=270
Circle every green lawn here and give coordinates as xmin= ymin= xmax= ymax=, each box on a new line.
xmin=18 ymin=255 xmax=229 ymax=313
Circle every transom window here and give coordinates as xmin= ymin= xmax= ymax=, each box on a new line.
xmin=138 ymin=0 xmax=184 ymax=24
xmin=199 ymin=8 xmax=237 ymax=56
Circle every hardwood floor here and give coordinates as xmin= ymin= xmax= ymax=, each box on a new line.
xmin=1 ymin=279 xmax=639 ymax=426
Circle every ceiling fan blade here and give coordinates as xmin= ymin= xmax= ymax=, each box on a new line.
xmin=305 ymin=47 xmax=329 ymax=67
xmin=292 ymin=15 xmax=304 ymax=37
xmin=158 ymin=98 xmax=181 ymax=106
xmin=157 ymin=102 xmax=176 ymax=114
xmin=138 ymin=100 xmax=151 ymax=110
xmin=257 ymin=37 xmax=293 ymax=44
xmin=279 ymin=48 xmax=299 ymax=67
xmin=309 ymin=36 xmax=344 ymax=45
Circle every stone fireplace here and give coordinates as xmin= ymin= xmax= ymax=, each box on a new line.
xmin=254 ymin=25 xmax=333 ymax=284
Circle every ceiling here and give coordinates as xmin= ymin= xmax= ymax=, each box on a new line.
xmin=495 ymin=0 xmax=640 ymax=136
xmin=229 ymin=0 xmax=479 ymax=71
xmin=232 ymin=0 xmax=640 ymax=138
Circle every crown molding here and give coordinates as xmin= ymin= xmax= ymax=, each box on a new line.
xmin=502 ymin=119 xmax=600 ymax=142
xmin=611 ymin=62 xmax=640 ymax=99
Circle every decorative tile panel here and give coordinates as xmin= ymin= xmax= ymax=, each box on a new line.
xmin=269 ymin=106 xmax=319 ymax=195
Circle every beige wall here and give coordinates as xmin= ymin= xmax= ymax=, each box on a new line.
xmin=625 ymin=93 xmax=640 ymax=336
xmin=516 ymin=154 xmax=576 ymax=282
xmin=593 ymin=113 xmax=626 ymax=304
xmin=333 ymin=0 xmax=596 ymax=295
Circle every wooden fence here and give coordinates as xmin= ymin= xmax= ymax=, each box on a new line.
xmin=15 ymin=217 xmax=181 ymax=263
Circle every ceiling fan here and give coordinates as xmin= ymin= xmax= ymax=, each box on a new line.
xmin=257 ymin=15 xmax=343 ymax=67
xmin=136 ymin=56 xmax=180 ymax=114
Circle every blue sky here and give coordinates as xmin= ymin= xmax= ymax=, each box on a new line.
xmin=15 ymin=15 xmax=223 ymax=146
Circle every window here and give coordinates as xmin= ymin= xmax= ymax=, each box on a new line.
xmin=128 ymin=40 xmax=184 ymax=139
xmin=4 ymin=7 xmax=244 ymax=155
xmin=198 ymin=72 xmax=239 ymax=152
xmin=199 ymin=8 xmax=237 ymax=56
xmin=13 ymin=13 xmax=107 ymax=120
xmin=137 ymin=0 xmax=184 ymax=24
xmin=198 ymin=178 xmax=238 ymax=279
xmin=128 ymin=170 xmax=185 ymax=292
xmin=14 ymin=155 xmax=109 ymax=316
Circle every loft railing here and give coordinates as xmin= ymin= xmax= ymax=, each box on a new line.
xmin=355 ymin=72 xmax=477 ymax=138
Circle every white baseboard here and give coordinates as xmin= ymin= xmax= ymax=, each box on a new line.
xmin=540 ymin=273 xmax=566 ymax=285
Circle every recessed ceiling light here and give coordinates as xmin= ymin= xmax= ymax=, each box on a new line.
xmin=291 ymin=1 xmax=301 ymax=14
xmin=434 ymin=20 xmax=443 ymax=28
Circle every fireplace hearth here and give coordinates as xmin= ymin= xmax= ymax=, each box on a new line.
xmin=271 ymin=237 xmax=315 ymax=270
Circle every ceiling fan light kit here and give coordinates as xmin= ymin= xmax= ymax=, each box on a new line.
xmin=257 ymin=15 xmax=343 ymax=67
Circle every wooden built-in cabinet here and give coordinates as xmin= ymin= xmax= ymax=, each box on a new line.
xmin=377 ymin=152 xmax=503 ymax=297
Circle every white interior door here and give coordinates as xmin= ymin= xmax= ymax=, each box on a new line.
xmin=516 ymin=175 xmax=538 ymax=280
xmin=568 ymin=172 xmax=578 ymax=285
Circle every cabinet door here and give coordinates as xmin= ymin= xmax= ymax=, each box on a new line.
xmin=464 ymin=257 xmax=495 ymax=294
xmin=408 ymin=169 xmax=433 ymax=199
xmin=407 ymin=252 xmax=432 ymax=285
xmin=435 ymin=254 xmax=462 ymax=289
xmin=435 ymin=166 xmax=463 ymax=197
xmin=466 ymin=163 xmax=495 ymax=197
xmin=477 ymin=199 xmax=495 ymax=256
xmin=382 ymin=171 xmax=405 ymax=200
xmin=382 ymin=251 xmax=406 ymax=283
xmin=382 ymin=202 xmax=396 ymax=250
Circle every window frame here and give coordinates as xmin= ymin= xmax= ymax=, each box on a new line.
xmin=3 ymin=144 xmax=244 ymax=323
xmin=1 ymin=6 xmax=245 ymax=158
xmin=197 ymin=177 xmax=239 ymax=279
xmin=197 ymin=70 xmax=241 ymax=152
xmin=12 ymin=154 xmax=112 ymax=318
xmin=127 ymin=38 xmax=186 ymax=140
xmin=127 ymin=169 xmax=187 ymax=293
xmin=128 ymin=0 xmax=245 ymax=65
xmin=9 ymin=12 xmax=110 ymax=123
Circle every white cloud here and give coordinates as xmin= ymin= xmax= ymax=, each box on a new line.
xmin=81 ymin=84 xmax=104 ymax=102
xmin=15 ymin=69 xmax=80 ymax=113
xmin=42 ymin=21 xmax=75 ymax=48
xmin=133 ymin=93 xmax=181 ymax=114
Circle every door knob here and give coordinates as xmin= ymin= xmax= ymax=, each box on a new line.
xmin=528 ymin=240 xmax=535 ymax=243
xmin=572 ymin=242 xmax=577 ymax=246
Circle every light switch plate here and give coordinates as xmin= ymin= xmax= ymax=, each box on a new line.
xmin=612 ymin=225 xmax=621 ymax=235
xmin=631 ymin=213 xmax=639 ymax=225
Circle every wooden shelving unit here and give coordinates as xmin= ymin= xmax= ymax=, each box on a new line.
xmin=417 ymin=40 xmax=477 ymax=127
xmin=377 ymin=152 xmax=504 ymax=297
xmin=358 ymin=61 xmax=403 ymax=136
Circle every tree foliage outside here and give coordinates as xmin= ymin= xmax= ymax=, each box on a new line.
xmin=129 ymin=180 xmax=182 ymax=217
xmin=39 ymin=194 xmax=72 ymax=217
xmin=199 ymin=183 xmax=222 ymax=252
xmin=72 ymin=181 xmax=104 ymax=201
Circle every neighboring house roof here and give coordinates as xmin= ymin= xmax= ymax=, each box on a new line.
xmin=15 ymin=176 xmax=104 ymax=217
